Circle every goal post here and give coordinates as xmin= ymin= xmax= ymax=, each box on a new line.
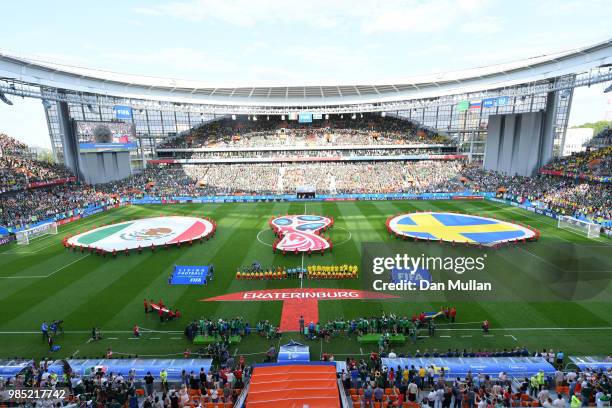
xmin=15 ymin=221 xmax=58 ymax=245
xmin=557 ymin=215 xmax=600 ymax=239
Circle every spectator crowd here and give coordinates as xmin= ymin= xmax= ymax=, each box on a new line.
xmin=1 ymin=125 xmax=611 ymax=230
xmin=1 ymin=349 xmax=609 ymax=408
xmin=2 ymin=159 xmax=610 ymax=229
xmin=1 ymin=134 xmax=73 ymax=194
xmin=542 ymin=146 xmax=612 ymax=179
xmin=158 ymin=114 xmax=451 ymax=149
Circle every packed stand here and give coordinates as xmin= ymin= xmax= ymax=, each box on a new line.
xmin=2 ymin=159 xmax=611 ymax=229
xmin=0 ymin=134 xmax=74 ymax=194
xmin=0 ymin=357 xmax=249 ymax=408
xmin=0 ymin=133 xmax=28 ymax=155
xmin=169 ymin=146 xmax=455 ymax=161
xmin=341 ymin=349 xmax=611 ymax=408
xmin=541 ymin=146 xmax=612 ymax=178
xmin=0 ymin=155 xmax=74 ymax=193
xmin=158 ymin=114 xmax=451 ymax=149
xmin=460 ymin=167 xmax=612 ymax=223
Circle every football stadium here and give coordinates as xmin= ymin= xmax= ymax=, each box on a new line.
xmin=0 ymin=4 xmax=611 ymax=407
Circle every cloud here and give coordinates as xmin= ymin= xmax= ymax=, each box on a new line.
xmin=132 ymin=0 xmax=350 ymax=28
xmin=360 ymin=0 xmax=496 ymax=34
xmin=132 ymin=0 xmax=500 ymax=35
xmin=460 ymin=16 xmax=503 ymax=34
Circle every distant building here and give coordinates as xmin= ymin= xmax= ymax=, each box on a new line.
xmin=563 ymin=127 xmax=594 ymax=156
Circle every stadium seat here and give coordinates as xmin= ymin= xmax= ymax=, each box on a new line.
xmin=350 ymin=388 xmax=358 ymax=395
xmin=385 ymin=388 xmax=393 ymax=395
xmin=352 ymin=395 xmax=359 ymax=402
xmin=353 ymin=402 xmax=361 ymax=408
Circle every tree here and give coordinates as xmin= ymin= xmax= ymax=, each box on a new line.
xmin=571 ymin=120 xmax=612 ymax=136
xmin=36 ymin=148 xmax=55 ymax=163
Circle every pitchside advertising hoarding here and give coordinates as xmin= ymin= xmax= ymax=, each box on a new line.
xmin=75 ymin=121 xmax=137 ymax=152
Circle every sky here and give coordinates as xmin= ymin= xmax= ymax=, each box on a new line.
xmin=0 ymin=0 xmax=611 ymax=149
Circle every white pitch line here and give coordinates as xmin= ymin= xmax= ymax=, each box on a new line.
xmin=437 ymin=327 xmax=612 ymax=332
xmin=107 ymin=337 xmax=118 ymax=340
xmin=149 ymin=337 xmax=161 ymax=340
xmin=0 ymin=253 xmax=90 ymax=279
xmin=3 ymin=240 xmax=60 ymax=254
xmin=0 ymin=329 xmax=185 ymax=334
xmin=505 ymin=334 xmax=518 ymax=341
xmin=460 ymin=335 xmax=473 ymax=338
xmin=436 ymin=321 xmax=484 ymax=326
xmin=486 ymin=200 xmax=610 ymax=245
xmin=0 ymin=213 xmax=129 ymax=255
xmin=255 ymin=229 xmax=273 ymax=247
xmin=516 ymin=247 xmax=565 ymax=272
xmin=440 ymin=335 xmax=451 ymax=338
xmin=170 ymin=337 xmax=183 ymax=340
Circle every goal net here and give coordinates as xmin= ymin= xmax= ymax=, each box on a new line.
xmin=557 ymin=215 xmax=600 ymax=239
xmin=15 ymin=222 xmax=58 ymax=245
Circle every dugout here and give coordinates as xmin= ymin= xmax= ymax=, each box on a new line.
xmin=0 ymin=359 xmax=33 ymax=378
xmin=46 ymin=358 xmax=213 ymax=381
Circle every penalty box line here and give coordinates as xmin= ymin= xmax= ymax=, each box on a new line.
xmin=0 ymin=329 xmax=185 ymax=335
xmin=1 ymin=207 xmax=140 ymax=255
xmin=0 ymin=253 xmax=90 ymax=279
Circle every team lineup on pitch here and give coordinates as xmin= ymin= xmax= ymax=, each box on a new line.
xmin=0 ymin=200 xmax=610 ymax=360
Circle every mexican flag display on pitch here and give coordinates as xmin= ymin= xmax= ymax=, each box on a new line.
xmin=66 ymin=216 xmax=214 ymax=251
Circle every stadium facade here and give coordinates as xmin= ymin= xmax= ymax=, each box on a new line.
xmin=0 ymin=39 xmax=611 ymax=169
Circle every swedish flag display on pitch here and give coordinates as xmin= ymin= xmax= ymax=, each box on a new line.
xmin=387 ymin=212 xmax=536 ymax=245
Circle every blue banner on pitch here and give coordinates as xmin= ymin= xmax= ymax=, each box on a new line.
xmin=171 ymin=265 xmax=210 ymax=285
xmin=278 ymin=341 xmax=310 ymax=362
xmin=391 ymin=267 xmax=431 ymax=286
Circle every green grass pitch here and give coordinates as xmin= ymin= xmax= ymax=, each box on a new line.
xmin=0 ymin=200 xmax=610 ymax=362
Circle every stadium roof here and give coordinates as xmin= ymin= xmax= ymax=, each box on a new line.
xmin=1 ymin=39 xmax=611 ymax=107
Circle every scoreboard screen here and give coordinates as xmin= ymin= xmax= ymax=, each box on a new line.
xmin=76 ymin=121 xmax=137 ymax=152
xmin=298 ymin=113 xmax=313 ymax=123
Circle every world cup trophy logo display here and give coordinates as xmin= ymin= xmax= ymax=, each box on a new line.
xmin=270 ymin=215 xmax=334 ymax=254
